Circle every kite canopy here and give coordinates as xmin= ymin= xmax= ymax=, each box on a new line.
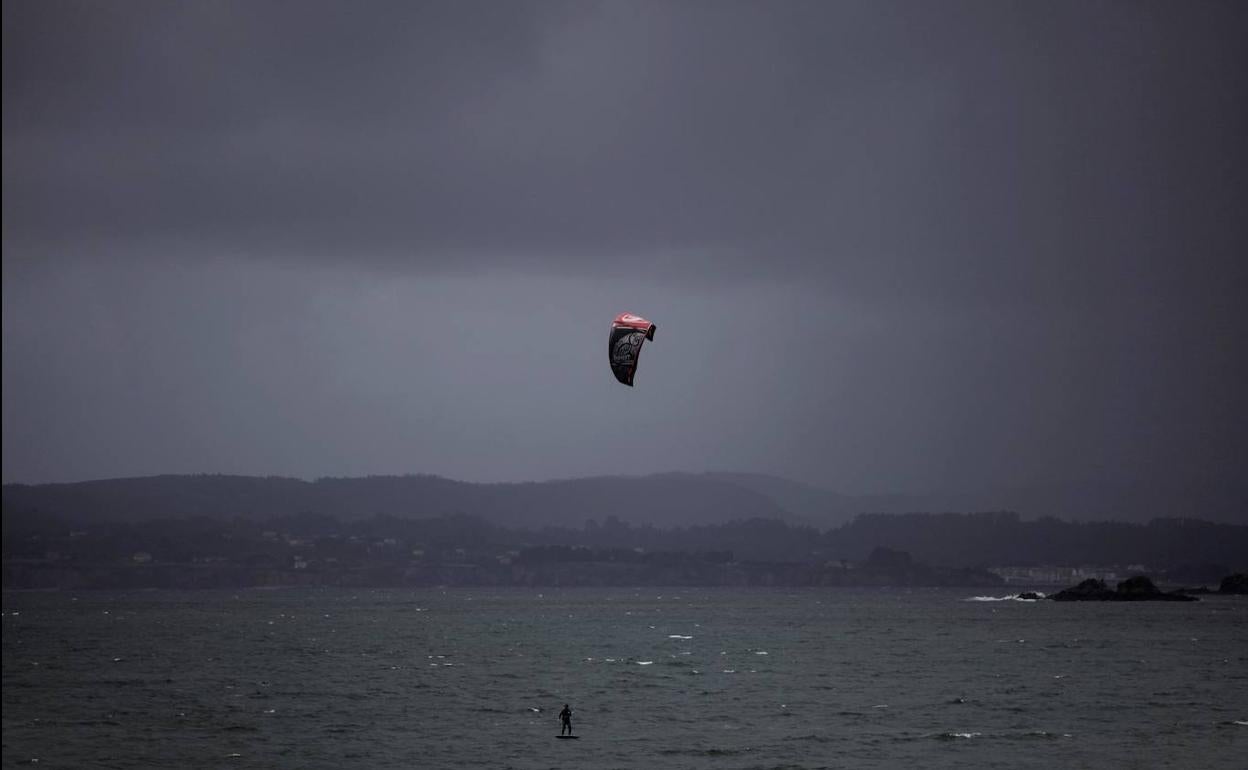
xmin=609 ymin=313 xmax=656 ymax=386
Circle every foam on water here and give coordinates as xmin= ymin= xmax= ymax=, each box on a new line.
xmin=965 ymin=593 xmax=1046 ymax=602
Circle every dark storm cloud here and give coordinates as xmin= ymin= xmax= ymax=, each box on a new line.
xmin=7 ymin=1 xmax=1243 ymax=293
xmin=3 ymin=1 xmax=1246 ymax=509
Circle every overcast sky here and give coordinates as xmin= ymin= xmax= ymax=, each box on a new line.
xmin=3 ymin=0 xmax=1245 ymax=496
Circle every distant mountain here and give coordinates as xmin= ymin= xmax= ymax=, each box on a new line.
xmin=839 ymin=478 xmax=1248 ymax=525
xmin=0 ymin=473 xmax=793 ymax=530
xmin=685 ymin=472 xmax=859 ymax=527
xmin=691 ymin=473 xmax=1246 ymax=526
xmin=3 ymin=472 xmax=1243 ymax=530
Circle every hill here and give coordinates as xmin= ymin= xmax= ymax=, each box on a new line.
xmin=1 ymin=473 xmax=793 ymax=530
xmin=4 ymin=472 xmax=1245 ymax=531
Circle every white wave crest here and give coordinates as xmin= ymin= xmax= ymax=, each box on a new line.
xmin=965 ymin=593 xmax=1045 ymax=602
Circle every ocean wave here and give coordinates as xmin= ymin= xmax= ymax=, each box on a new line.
xmin=222 ymin=724 xmax=258 ymax=733
xmin=927 ymin=729 xmax=1070 ymax=741
xmin=965 ymin=593 xmax=1046 ymax=602
xmin=658 ymin=747 xmax=750 ymax=757
xmin=793 ymin=733 xmax=837 ymax=743
xmin=1015 ymin=730 xmax=1070 ymax=740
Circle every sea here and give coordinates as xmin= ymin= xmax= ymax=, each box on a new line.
xmin=3 ymin=587 xmax=1245 ymax=769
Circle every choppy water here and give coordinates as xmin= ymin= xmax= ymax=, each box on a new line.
xmin=3 ymin=587 xmax=1245 ymax=769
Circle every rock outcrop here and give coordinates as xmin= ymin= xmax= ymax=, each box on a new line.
xmin=1050 ymin=576 xmax=1197 ymax=602
xmin=1219 ymin=573 xmax=1248 ymax=595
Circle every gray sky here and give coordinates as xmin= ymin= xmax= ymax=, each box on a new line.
xmin=3 ymin=0 xmax=1246 ymax=498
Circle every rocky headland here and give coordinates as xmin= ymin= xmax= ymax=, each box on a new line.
xmin=1217 ymin=573 xmax=1247 ymax=594
xmin=1050 ymin=575 xmax=1197 ymax=601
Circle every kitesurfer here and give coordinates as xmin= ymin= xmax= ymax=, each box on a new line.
xmin=559 ymin=703 xmax=573 ymax=735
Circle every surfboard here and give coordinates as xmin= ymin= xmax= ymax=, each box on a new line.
xmin=556 ymin=735 xmax=579 ymax=740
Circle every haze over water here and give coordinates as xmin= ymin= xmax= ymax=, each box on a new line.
xmin=4 ymin=587 xmax=1245 ymax=769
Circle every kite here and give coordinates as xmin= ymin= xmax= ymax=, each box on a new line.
xmin=609 ymin=313 xmax=657 ymax=386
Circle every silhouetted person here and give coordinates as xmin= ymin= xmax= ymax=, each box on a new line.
xmin=559 ymin=703 xmax=573 ymax=735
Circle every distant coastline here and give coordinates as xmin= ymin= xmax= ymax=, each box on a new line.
xmin=5 ymin=474 xmax=1247 ymax=573
xmin=3 ymin=545 xmax=1003 ymax=591
xmin=5 ymin=474 xmax=1245 ymax=592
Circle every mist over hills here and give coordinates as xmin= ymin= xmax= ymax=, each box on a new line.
xmin=6 ymin=474 xmax=1246 ymax=586
xmin=0 ymin=473 xmax=790 ymax=530
xmin=3 ymin=472 xmax=1244 ymax=530
xmin=715 ymin=473 xmax=1247 ymax=527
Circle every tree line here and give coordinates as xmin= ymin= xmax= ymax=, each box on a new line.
xmin=5 ymin=508 xmax=1245 ymax=579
